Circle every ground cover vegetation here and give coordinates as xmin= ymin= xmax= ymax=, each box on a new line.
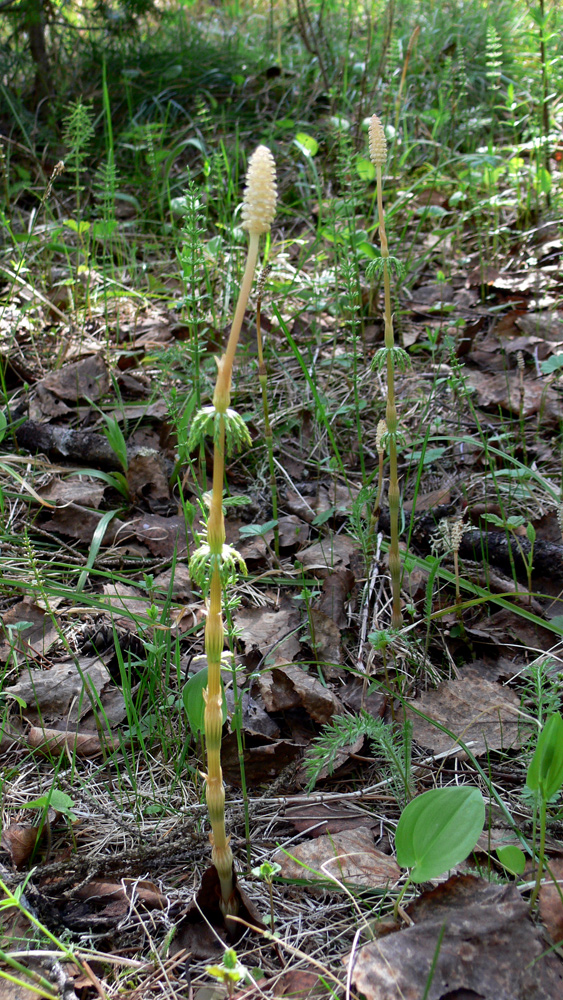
xmin=0 ymin=0 xmax=563 ymax=996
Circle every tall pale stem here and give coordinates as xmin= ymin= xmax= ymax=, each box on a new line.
xmin=204 ymin=417 xmax=235 ymax=913
xmin=214 ymin=233 xmax=260 ymax=411
xmin=204 ymin=232 xmax=262 ymax=915
xmin=377 ymin=164 xmax=402 ymax=629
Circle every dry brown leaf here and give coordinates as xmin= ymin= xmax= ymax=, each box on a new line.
xmin=129 ymin=514 xmax=189 ymax=558
xmin=399 ymin=669 xmax=523 ymax=757
xmin=297 ymin=533 xmax=358 ymax=577
xmin=516 ymin=311 xmax=563 ymax=341
xmin=41 ymin=354 xmax=109 ymax=401
xmin=101 ymin=582 xmax=151 ymax=626
xmin=340 ymin=677 xmax=386 ymax=718
xmin=314 ymin=569 xmax=355 ymax=628
xmin=465 ymin=607 xmax=555 ymax=654
xmin=152 ymin=563 xmax=192 ymax=599
xmin=5 ymin=656 xmax=111 ymax=723
xmin=539 ymin=858 xmax=563 ymax=943
xmin=235 ymin=601 xmax=302 ymax=667
xmin=273 ymin=970 xmax=325 ymax=998
xmin=0 ymin=981 xmax=38 ymax=1000
xmin=286 ymin=801 xmax=380 ymax=838
xmin=257 ymin=664 xmax=342 ymax=723
xmin=349 ymin=875 xmax=563 ymax=1000
xmin=107 ymin=398 xmax=168 ymax=420
xmin=307 ymin=609 xmax=343 ymax=671
xmin=0 ymin=822 xmax=40 ymax=867
xmin=29 ymin=384 xmax=72 ymax=420
xmin=126 ymin=450 xmax=170 ymax=509
xmin=224 ymin=688 xmax=280 ymax=739
xmin=275 ymin=826 xmax=400 ymax=888
xmin=37 ymin=476 xmax=105 ymax=508
xmin=0 ymin=598 xmax=59 ymax=661
xmin=221 ymin=733 xmax=300 ymax=786
xmin=278 ymin=514 xmax=311 ymax=549
xmin=171 ymin=864 xmax=264 ymax=959
xmin=42 ymin=505 xmax=125 ymax=545
xmin=466 ymin=370 xmax=562 ymax=424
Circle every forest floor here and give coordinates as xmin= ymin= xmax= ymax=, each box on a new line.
xmin=2 ymin=30 xmax=563 ymax=1000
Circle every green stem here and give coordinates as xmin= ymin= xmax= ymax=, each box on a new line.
xmin=393 ymin=872 xmax=412 ymax=920
xmin=529 ymin=794 xmax=547 ymax=911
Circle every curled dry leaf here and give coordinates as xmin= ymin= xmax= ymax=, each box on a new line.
xmin=42 ymin=504 xmax=125 ymax=545
xmin=273 ymin=970 xmax=326 ymax=998
xmin=37 ymin=476 xmax=105 ymax=508
xmin=75 ymin=879 xmax=166 ymax=910
xmin=307 ymin=609 xmax=343 ymax=674
xmin=27 ymin=727 xmax=117 ymax=756
xmin=256 ymin=664 xmax=342 ymax=723
xmin=129 ymin=513 xmax=190 ymax=558
xmin=0 ymin=597 xmax=59 ymax=661
xmin=221 ymin=732 xmax=300 ymax=786
xmin=126 ymin=449 xmax=170 ymax=509
xmin=0 ymin=822 xmax=40 ymax=867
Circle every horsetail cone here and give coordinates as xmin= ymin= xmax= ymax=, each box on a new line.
xmin=368 ymin=115 xmax=388 ymax=166
xmin=241 ymin=145 xmax=278 ymax=234
xmin=214 ymin=145 xmax=277 ymax=410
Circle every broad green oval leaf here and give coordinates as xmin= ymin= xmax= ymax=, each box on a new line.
xmin=356 ymin=157 xmax=376 ymax=182
xmin=294 ymin=133 xmax=318 ymax=157
xmin=183 ymin=666 xmax=227 ymax=735
xmin=526 ymin=712 xmax=563 ymax=800
xmin=540 ymin=354 xmax=563 ymax=375
xmin=496 ymin=845 xmax=526 ymax=875
xmin=395 ymin=786 xmax=485 ymax=882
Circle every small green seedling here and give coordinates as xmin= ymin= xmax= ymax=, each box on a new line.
xmin=23 ymin=789 xmax=78 ymax=822
xmin=206 ymin=948 xmax=246 ymax=997
xmin=526 ymin=711 xmax=563 ymax=908
xmin=394 ymin=785 xmax=485 ymax=915
xmin=251 ymin=860 xmax=281 ymax=928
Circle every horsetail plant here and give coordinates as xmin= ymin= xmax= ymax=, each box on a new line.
xmin=368 ymin=115 xmax=409 ymax=630
xmin=188 ymin=146 xmax=277 ymax=917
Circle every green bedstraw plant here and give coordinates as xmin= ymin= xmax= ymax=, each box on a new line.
xmin=188 ymin=146 xmax=277 ymax=917
xmin=368 ymin=115 xmax=409 ymax=629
